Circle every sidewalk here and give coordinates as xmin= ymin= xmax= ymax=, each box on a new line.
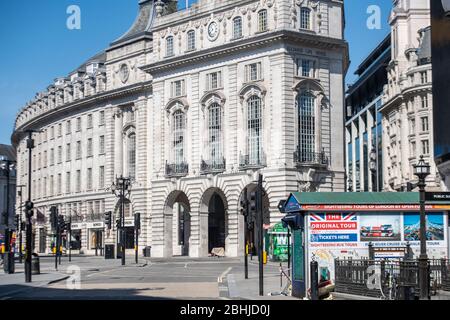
xmin=224 ymin=259 xmax=299 ymax=300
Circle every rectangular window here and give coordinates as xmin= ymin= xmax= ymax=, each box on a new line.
xmin=99 ymin=135 xmax=105 ymax=154
xmin=233 ymin=17 xmax=243 ymax=39
xmin=421 ymin=71 xmax=428 ymax=84
xmin=99 ymin=166 xmax=105 ymax=189
xmin=245 ymin=63 xmax=262 ymax=82
xmin=166 ymin=36 xmax=174 ymax=57
xmin=76 ymin=141 xmax=82 ymax=159
xmin=43 ymin=151 xmax=48 ymax=168
xmin=421 ymin=95 xmax=428 ymax=108
xmin=66 ymin=144 xmax=71 ymax=161
xmin=66 ymin=120 xmax=71 ymax=134
xmin=410 ymin=141 xmax=416 ymax=157
xmin=87 ymin=138 xmax=93 ymax=157
xmin=87 ymin=168 xmax=92 ymax=190
xmin=300 ymin=7 xmax=311 ymax=30
xmin=87 ymin=114 xmax=93 ymax=128
xmin=76 ymin=170 xmax=81 ymax=192
xmin=50 ymin=148 xmax=54 ymax=166
xmin=258 ymin=10 xmax=268 ymax=32
xmin=50 ymin=126 xmax=55 ymax=139
xmin=57 ymin=173 xmax=62 ymax=195
xmin=58 ymin=146 xmax=62 ymax=163
xmin=298 ymin=59 xmax=315 ymax=78
xmin=66 ymin=172 xmax=71 ymax=193
xmin=422 ymin=140 xmax=430 ymax=155
xmin=206 ymin=71 xmax=222 ymax=91
xmin=76 ymin=117 xmax=81 ymax=132
xmin=421 ymin=117 xmax=429 ymax=132
xmin=409 ymin=119 xmax=415 ymax=135
xmin=58 ymin=123 xmax=62 ymax=137
xmin=187 ymin=30 xmax=196 ymax=51
xmin=99 ymin=110 xmax=105 ymax=126
xmin=50 ymin=176 xmax=54 ymax=196
xmin=171 ymin=80 xmax=185 ymax=98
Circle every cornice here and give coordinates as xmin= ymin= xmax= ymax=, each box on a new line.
xmin=142 ymin=30 xmax=348 ymax=74
xmin=12 ymin=81 xmax=152 ymax=145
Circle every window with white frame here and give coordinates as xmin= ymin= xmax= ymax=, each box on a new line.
xmin=58 ymin=123 xmax=62 ymax=136
xmin=421 ymin=140 xmax=430 ymax=154
xmin=166 ymin=36 xmax=174 ymax=57
xmin=300 ymin=7 xmax=312 ymax=30
xmin=128 ymin=133 xmax=136 ymax=179
xmin=208 ymin=103 xmax=222 ymax=163
xmin=87 ymin=168 xmax=92 ymax=190
xmin=233 ymin=17 xmax=243 ymax=39
xmin=421 ymin=116 xmax=429 ymax=132
xmin=99 ymin=135 xmax=105 ymax=154
xmin=87 ymin=138 xmax=93 ymax=157
xmin=187 ymin=30 xmax=196 ymax=51
xmin=258 ymin=9 xmax=268 ymax=32
xmin=76 ymin=117 xmax=81 ymax=131
xmin=99 ymin=166 xmax=105 ymax=189
xmin=297 ymin=58 xmax=316 ymax=78
xmin=421 ymin=95 xmax=428 ymax=108
xmin=298 ymin=91 xmax=316 ymax=161
xmin=66 ymin=171 xmax=71 ymax=193
xmin=58 ymin=146 xmax=62 ymax=163
xmin=247 ymin=96 xmax=263 ymax=164
xmin=76 ymin=141 xmax=82 ymax=159
xmin=57 ymin=173 xmax=62 ymax=194
xmin=173 ymin=110 xmax=186 ymax=165
xmin=171 ymin=79 xmax=186 ymax=98
xmin=87 ymin=114 xmax=93 ymax=128
xmin=99 ymin=110 xmax=105 ymax=126
xmin=421 ymin=71 xmax=428 ymax=84
xmin=206 ymin=71 xmax=222 ymax=91
xmin=66 ymin=120 xmax=71 ymax=134
xmin=245 ymin=62 xmax=262 ymax=82
xmin=50 ymin=148 xmax=54 ymax=166
xmin=66 ymin=143 xmax=71 ymax=161
xmin=76 ymin=170 xmax=81 ymax=192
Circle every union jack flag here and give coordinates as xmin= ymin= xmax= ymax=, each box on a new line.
xmin=310 ymin=213 xmax=357 ymax=221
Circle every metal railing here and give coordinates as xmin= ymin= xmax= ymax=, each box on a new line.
xmin=294 ymin=148 xmax=328 ymax=166
xmin=200 ymin=158 xmax=226 ymax=174
xmin=239 ymin=152 xmax=266 ymax=170
xmin=334 ymin=258 xmax=450 ymax=299
xmin=165 ymin=161 xmax=189 ymax=178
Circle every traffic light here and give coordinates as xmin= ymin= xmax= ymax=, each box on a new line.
xmin=25 ymin=201 xmax=34 ymax=218
xmin=57 ymin=215 xmax=65 ymax=230
xmin=135 ymin=212 xmax=141 ymax=230
xmin=104 ymin=211 xmax=112 ymax=230
xmin=249 ymin=191 xmax=257 ymax=216
xmin=49 ymin=206 xmax=58 ymax=231
xmin=240 ymin=198 xmax=248 ymax=217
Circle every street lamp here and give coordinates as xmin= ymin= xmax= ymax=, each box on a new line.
xmin=16 ymin=185 xmax=25 ymax=264
xmin=1 ymin=157 xmax=16 ymax=274
xmin=369 ymin=146 xmax=377 ymax=192
xmin=413 ymin=155 xmax=431 ymax=300
xmin=111 ymin=176 xmax=132 ymax=266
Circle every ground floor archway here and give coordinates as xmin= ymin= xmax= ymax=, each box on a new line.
xmin=164 ymin=190 xmax=191 ymax=257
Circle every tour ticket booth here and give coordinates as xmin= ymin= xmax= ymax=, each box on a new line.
xmin=280 ymin=192 xmax=450 ymax=298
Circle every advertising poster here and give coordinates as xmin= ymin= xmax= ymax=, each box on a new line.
xmin=404 ymin=212 xmax=445 ymax=241
xmin=359 ymin=213 xmax=401 ymax=242
xmin=309 ymin=213 xmax=359 ymax=247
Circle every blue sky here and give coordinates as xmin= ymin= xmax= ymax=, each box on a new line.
xmin=0 ymin=0 xmax=391 ymax=145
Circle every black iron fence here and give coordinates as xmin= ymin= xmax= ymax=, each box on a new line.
xmin=239 ymin=152 xmax=267 ymax=170
xmin=165 ymin=161 xmax=189 ymax=177
xmin=200 ymin=158 xmax=226 ymax=174
xmin=335 ymin=258 xmax=450 ymax=299
xmin=293 ymin=148 xmax=328 ymax=166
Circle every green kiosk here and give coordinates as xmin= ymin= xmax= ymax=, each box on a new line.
xmin=280 ymin=192 xmax=450 ymax=299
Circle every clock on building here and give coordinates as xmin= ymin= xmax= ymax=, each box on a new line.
xmin=207 ymin=21 xmax=219 ymax=41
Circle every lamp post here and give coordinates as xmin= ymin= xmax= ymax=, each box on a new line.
xmin=16 ymin=185 xmax=25 ymax=264
xmin=369 ymin=146 xmax=377 ymax=192
xmin=111 ymin=176 xmax=132 ymax=266
xmin=1 ymin=157 xmax=16 ymax=274
xmin=413 ymin=155 xmax=431 ymax=300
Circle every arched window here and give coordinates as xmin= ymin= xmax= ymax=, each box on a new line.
xmin=208 ymin=103 xmax=222 ymax=163
xmin=173 ymin=110 xmax=185 ymax=165
xmin=258 ymin=10 xmax=268 ymax=32
xmin=247 ymin=96 xmax=262 ymax=164
xmin=187 ymin=30 xmax=196 ymax=51
xmin=298 ymin=92 xmax=316 ymax=162
xmin=166 ymin=36 xmax=174 ymax=56
xmin=233 ymin=17 xmax=243 ymax=39
xmin=128 ymin=133 xmax=136 ymax=179
xmin=300 ymin=7 xmax=311 ymax=30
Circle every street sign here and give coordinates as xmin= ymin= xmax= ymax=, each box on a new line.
xmin=425 ymin=192 xmax=450 ymax=202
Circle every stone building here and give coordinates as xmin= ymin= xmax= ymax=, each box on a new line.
xmin=11 ymin=0 xmax=348 ymax=257
xmin=381 ymin=0 xmax=441 ymax=192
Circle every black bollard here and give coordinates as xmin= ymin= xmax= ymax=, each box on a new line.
xmin=310 ymin=260 xmax=319 ymax=300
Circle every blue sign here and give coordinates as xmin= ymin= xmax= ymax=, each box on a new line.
xmin=310 ymin=233 xmax=358 ymax=243
xmin=284 ymin=194 xmax=301 ymax=213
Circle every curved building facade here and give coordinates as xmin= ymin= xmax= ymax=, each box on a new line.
xmin=12 ymin=0 xmax=348 ymax=257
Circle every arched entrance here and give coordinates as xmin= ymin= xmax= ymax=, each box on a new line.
xmin=164 ymin=191 xmax=191 ymax=257
xmin=208 ymin=193 xmax=226 ymax=253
